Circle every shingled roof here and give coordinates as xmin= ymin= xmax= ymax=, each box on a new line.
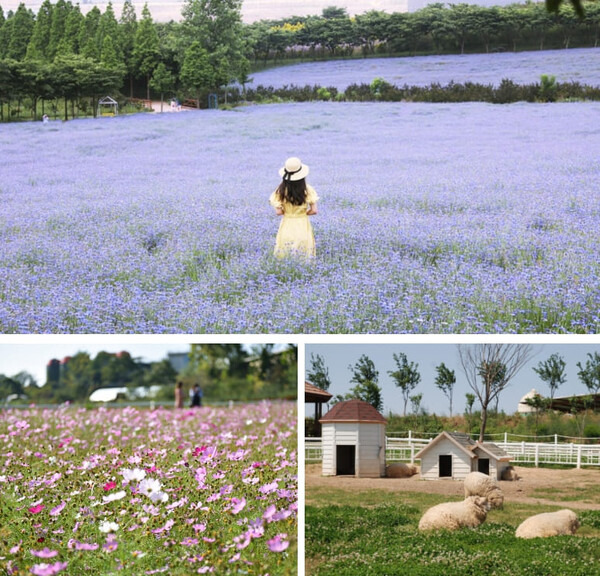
xmin=305 ymin=381 xmax=333 ymax=403
xmin=415 ymin=431 xmax=509 ymax=461
xmin=320 ymin=399 xmax=387 ymax=424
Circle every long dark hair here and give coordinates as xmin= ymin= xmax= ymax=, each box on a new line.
xmin=275 ymin=178 xmax=308 ymax=206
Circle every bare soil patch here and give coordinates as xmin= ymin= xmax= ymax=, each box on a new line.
xmin=306 ymin=464 xmax=600 ymax=510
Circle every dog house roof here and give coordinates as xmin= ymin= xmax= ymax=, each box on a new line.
xmin=320 ymin=399 xmax=387 ymax=424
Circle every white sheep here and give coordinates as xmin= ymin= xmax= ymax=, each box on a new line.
xmin=418 ymin=496 xmax=491 ymax=531
xmin=386 ymin=463 xmax=418 ymax=478
xmin=515 ymin=509 xmax=580 ymax=539
xmin=501 ymin=466 xmax=520 ymax=481
xmin=464 ymin=471 xmax=504 ymax=509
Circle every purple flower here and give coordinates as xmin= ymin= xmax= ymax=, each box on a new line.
xmin=267 ymin=534 xmax=289 ymax=553
xmin=30 ymin=548 xmax=58 ymax=559
xmin=30 ymin=562 xmax=68 ymax=576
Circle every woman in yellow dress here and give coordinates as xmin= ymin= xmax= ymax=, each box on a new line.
xmin=269 ymin=157 xmax=319 ymax=258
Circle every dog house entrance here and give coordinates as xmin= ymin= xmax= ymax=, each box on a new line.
xmin=439 ymin=454 xmax=452 ymax=477
xmin=336 ymin=445 xmax=356 ymax=475
xmin=478 ymin=458 xmax=490 ymax=475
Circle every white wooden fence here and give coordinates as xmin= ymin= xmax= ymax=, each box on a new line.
xmin=305 ymin=431 xmax=600 ymax=469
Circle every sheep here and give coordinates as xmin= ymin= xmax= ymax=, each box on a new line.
xmin=418 ymin=496 xmax=491 ymax=531
xmin=386 ymin=463 xmax=418 ymax=478
xmin=464 ymin=471 xmax=504 ymax=509
xmin=515 ymin=509 xmax=580 ymax=539
xmin=501 ymin=466 xmax=520 ymax=481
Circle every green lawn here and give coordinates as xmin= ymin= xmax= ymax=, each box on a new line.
xmin=306 ymin=489 xmax=600 ymax=576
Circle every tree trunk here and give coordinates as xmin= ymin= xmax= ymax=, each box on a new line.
xmin=479 ymin=405 xmax=488 ymax=442
xmin=146 ymin=74 xmax=151 ymax=100
xmin=64 ymin=98 xmax=68 ymax=121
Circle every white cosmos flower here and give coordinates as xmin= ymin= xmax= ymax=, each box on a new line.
xmin=99 ymin=521 xmax=119 ymax=533
xmin=121 ymin=468 xmax=146 ymax=482
xmin=103 ymin=490 xmax=126 ymax=503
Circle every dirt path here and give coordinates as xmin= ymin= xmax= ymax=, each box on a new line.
xmin=306 ymin=464 xmax=600 ymax=510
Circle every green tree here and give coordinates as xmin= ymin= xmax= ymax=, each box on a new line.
xmin=47 ymin=0 xmax=69 ymax=60
xmin=576 ymin=352 xmax=600 ymax=396
xmin=435 ymin=362 xmax=456 ymax=416
xmin=55 ymin=4 xmax=83 ymax=56
xmin=7 ymin=3 xmax=35 ymax=60
xmin=339 ymin=354 xmax=383 ymax=412
xmin=149 ymin=62 xmax=175 ymax=111
xmin=307 ymin=353 xmax=331 ymax=391
xmin=26 ymin=0 xmax=53 ymax=61
xmin=533 ymin=353 xmax=566 ymax=400
xmin=133 ymin=3 xmax=160 ymax=99
xmin=181 ymin=0 xmax=248 ymax=92
xmin=79 ymin=6 xmax=102 ymax=61
xmin=119 ymin=0 xmax=138 ymax=97
xmin=180 ymin=40 xmax=213 ymax=107
xmin=388 ymin=352 xmax=421 ymax=417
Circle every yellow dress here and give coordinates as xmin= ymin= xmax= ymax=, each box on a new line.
xmin=269 ymin=185 xmax=319 ymax=258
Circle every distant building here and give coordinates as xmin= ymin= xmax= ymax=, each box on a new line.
xmin=518 ymin=388 xmax=542 ymax=413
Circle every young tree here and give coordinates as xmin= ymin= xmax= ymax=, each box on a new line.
xmin=26 ymin=0 xmax=53 ymax=61
xmin=307 ymin=353 xmax=331 ymax=391
xmin=180 ymin=40 xmax=213 ymax=107
xmin=7 ymin=3 xmax=35 ymax=61
xmin=435 ymin=362 xmax=456 ymax=416
xmin=119 ymin=0 xmax=138 ymax=98
xmin=576 ymin=352 xmax=600 ymax=396
xmin=388 ymin=352 xmax=421 ymax=417
xmin=458 ymin=344 xmax=535 ymax=442
xmin=340 ymin=354 xmax=383 ymax=412
xmin=533 ymin=353 xmax=566 ymax=400
xmin=464 ymin=392 xmax=476 ymax=433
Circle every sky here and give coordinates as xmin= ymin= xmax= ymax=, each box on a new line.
xmin=1 ymin=0 xmax=407 ymax=22
xmin=305 ymin=341 xmax=600 ymax=417
xmin=0 ymin=338 xmax=290 ymax=388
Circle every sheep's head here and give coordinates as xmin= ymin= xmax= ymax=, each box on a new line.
xmin=471 ymin=496 xmax=491 ymax=512
xmin=488 ymin=488 xmax=504 ymax=509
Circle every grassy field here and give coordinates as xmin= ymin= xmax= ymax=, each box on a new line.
xmin=306 ymin=486 xmax=600 ymax=576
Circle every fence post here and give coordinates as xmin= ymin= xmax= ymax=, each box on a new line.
xmin=535 ymin=444 xmax=539 ymax=467
xmin=411 ymin=444 xmax=415 ymax=464
xmin=504 ymin=431 xmax=508 ymax=444
xmin=408 ymin=430 xmax=412 ymax=442
xmin=555 ymin=434 xmax=558 ymax=445
xmin=577 ymin=445 xmax=582 ymax=469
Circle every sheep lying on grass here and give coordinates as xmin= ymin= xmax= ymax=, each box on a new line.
xmin=464 ymin=471 xmax=504 ymax=509
xmin=386 ymin=463 xmax=418 ymax=478
xmin=515 ymin=509 xmax=580 ymax=539
xmin=418 ymin=496 xmax=491 ymax=531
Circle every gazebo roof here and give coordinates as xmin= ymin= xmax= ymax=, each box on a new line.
xmin=320 ymin=399 xmax=386 ymax=424
xmin=305 ymin=381 xmax=333 ymax=403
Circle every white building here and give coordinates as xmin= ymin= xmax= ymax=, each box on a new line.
xmin=416 ymin=431 xmax=511 ymax=481
xmin=320 ymin=399 xmax=387 ymax=478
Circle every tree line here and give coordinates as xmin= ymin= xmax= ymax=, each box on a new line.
xmin=0 ymin=344 xmax=297 ymax=405
xmin=1 ymin=0 xmax=600 ymax=121
xmin=308 ymin=345 xmax=600 ymax=441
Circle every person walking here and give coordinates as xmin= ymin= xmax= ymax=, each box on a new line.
xmin=190 ymin=384 xmax=203 ymax=407
xmin=269 ymin=157 xmax=319 ymax=258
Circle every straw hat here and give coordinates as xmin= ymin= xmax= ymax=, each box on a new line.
xmin=279 ymin=157 xmax=309 ymax=181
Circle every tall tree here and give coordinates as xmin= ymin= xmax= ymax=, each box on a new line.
xmin=458 ymin=344 xmax=535 ymax=442
xmin=388 ymin=352 xmax=421 ymax=417
xmin=576 ymin=352 xmax=600 ymax=395
xmin=435 ymin=362 xmax=456 ymax=416
xmin=7 ymin=3 xmax=35 ymax=60
xmin=533 ymin=353 xmax=566 ymax=400
xmin=55 ymin=4 xmax=83 ymax=56
xmin=181 ymin=0 xmax=248 ymax=92
xmin=26 ymin=0 xmax=53 ymax=61
xmin=119 ymin=0 xmax=137 ymax=97
xmin=133 ymin=3 xmax=159 ymax=99
xmin=180 ymin=40 xmax=213 ymax=107
xmin=307 ymin=353 xmax=331 ymax=391
xmin=341 ymin=354 xmax=383 ymax=412
xmin=47 ymin=0 xmax=69 ymax=60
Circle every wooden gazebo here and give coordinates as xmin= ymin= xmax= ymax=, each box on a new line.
xmin=305 ymin=381 xmax=332 ymax=437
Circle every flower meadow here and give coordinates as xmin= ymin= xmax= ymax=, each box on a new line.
xmin=3 ymin=51 xmax=600 ymax=333
xmin=0 ymin=402 xmax=297 ymax=575
xmin=249 ymin=47 xmax=600 ymax=90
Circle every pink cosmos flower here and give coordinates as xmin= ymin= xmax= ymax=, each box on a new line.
xmin=267 ymin=534 xmax=289 ymax=553
xmin=30 ymin=548 xmax=58 ymax=559
xmin=28 ymin=505 xmax=45 ymax=514
xmin=30 ymin=561 xmax=68 ymax=576
xmin=228 ymin=497 xmax=246 ymax=515
xmin=9 ymin=541 xmax=21 ymax=554
xmin=103 ymin=481 xmax=117 ymax=491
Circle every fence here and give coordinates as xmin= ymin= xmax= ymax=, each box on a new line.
xmin=305 ymin=431 xmax=600 ymax=469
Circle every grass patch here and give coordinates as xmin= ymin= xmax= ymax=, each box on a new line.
xmin=306 ymin=490 xmax=600 ymax=576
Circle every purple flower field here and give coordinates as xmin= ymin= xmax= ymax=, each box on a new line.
xmin=3 ymin=100 xmax=600 ymax=333
xmin=0 ymin=401 xmax=297 ymax=575
xmin=249 ymin=48 xmax=600 ymax=89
